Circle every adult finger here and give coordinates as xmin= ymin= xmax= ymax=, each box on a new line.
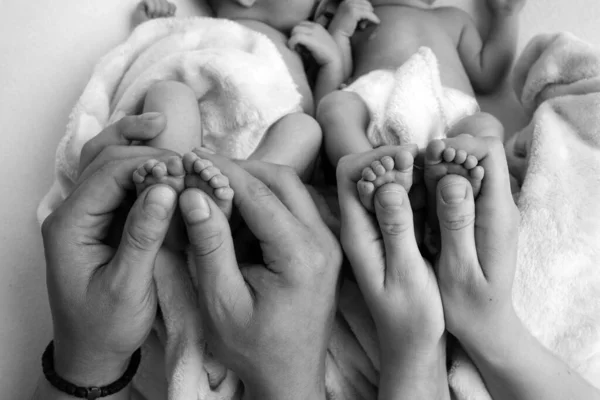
xmin=59 ymin=158 xmax=151 ymax=227
xmin=79 ymin=113 xmax=166 ymax=175
xmin=436 ymin=175 xmax=478 ymax=276
xmin=337 ymin=173 xmax=383 ymax=294
xmin=373 ymin=183 xmax=422 ymax=286
xmin=179 ymin=189 xmax=250 ymax=310
xmin=110 ymin=184 xmax=177 ymax=288
xmin=236 ymin=160 xmax=324 ymax=230
xmin=191 ymin=150 xmax=302 ymax=247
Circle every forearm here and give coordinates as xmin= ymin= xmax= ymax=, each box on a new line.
xmin=314 ymin=61 xmax=345 ymax=106
xmin=379 ymin=339 xmax=450 ymax=400
xmin=331 ymin=32 xmax=353 ymax=81
xmin=464 ymin=314 xmax=600 ymax=400
xmin=471 ymin=14 xmax=519 ymax=92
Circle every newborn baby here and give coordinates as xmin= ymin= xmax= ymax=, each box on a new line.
xmin=131 ymin=0 xmax=343 ymax=248
xmin=318 ymin=0 xmax=525 ymax=210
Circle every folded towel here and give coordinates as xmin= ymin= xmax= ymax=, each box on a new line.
xmin=37 ymin=16 xmax=302 ymax=223
xmin=448 ymin=32 xmax=600 ymax=399
xmin=343 ymin=47 xmax=479 ymax=149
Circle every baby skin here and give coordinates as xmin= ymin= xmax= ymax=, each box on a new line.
xmin=318 ymin=0 xmax=525 ymax=168
xmin=427 ymin=135 xmax=600 ymax=400
xmin=133 ymin=152 xmax=234 ymax=250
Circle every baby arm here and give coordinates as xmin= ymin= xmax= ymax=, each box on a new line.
xmin=328 ymin=0 xmax=380 ymax=81
xmin=450 ymin=0 xmax=525 ymax=93
xmin=289 ymin=22 xmax=345 ymax=105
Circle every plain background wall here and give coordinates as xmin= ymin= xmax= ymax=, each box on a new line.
xmin=0 ymin=0 xmax=599 ymax=398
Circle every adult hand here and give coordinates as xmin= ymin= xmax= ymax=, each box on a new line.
xmin=179 ymin=153 xmax=342 ymax=400
xmin=42 ymin=157 xmax=177 ymax=387
xmin=336 ymin=146 xmax=448 ymax=399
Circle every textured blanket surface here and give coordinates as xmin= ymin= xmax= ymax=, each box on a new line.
xmin=37 ymin=16 xmax=301 ymax=223
xmin=344 ymin=47 xmax=479 ymax=149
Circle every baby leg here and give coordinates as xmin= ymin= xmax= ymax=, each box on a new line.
xmin=133 ymin=81 xmax=202 ymax=249
xmin=182 ymin=152 xmax=234 ymax=219
xmin=449 ymin=112 xmax=505 ymax=141
xmin=249 ymin=112 xmax=322 ymax=181
xmin=318 ymin=90 xmax=373 ymax=168
xmin=143 ymin=80 xmax=203 ymax=155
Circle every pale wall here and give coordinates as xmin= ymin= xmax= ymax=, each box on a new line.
xmin=0 ymin=1 xmax=598 ymax=398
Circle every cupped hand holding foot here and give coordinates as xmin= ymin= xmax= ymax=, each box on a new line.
xmin=178 ymin=152 xmax=342 ymax=400
xmin=337 ymin=146 xmax=450 ymax=400
xmin=429 ymin=135 xmax=600 ymax=400
xmin=34 ymin=157 xmax=178 ymax=400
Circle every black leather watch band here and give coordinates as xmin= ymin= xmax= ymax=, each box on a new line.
xmin=42 ymin=341 xmax=142 ymax=399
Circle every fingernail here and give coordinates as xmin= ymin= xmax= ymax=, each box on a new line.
xmin=141 ymin=112 xmax=163 ymax=120
xmin=440 ymin=182 xmax=468 ymax=204
xmin=144 ymin=186 xmax=176 ymax=219
xmin=376 ymin=189 xmax=405 ymax=209
xmin=184 ymin=191 xmax=211 ymax=223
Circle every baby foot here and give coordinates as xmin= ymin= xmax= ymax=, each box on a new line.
xmin=133 ymin=156 xmax=185 ymax=194
xmin=183 ymin=152 xmax=234 ymax=219
xmin=357 ymin=151 xmax=414 ymax=212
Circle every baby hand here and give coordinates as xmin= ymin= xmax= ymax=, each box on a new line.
xmin=138 ymin=0 xmax=176 ymax=19
xmin=487 ymin=0 xmax=526 ymax=16
xmin=329 ymin=0 xmax=381 ymax=38
xmin=289 ymin=22 xmax=342 ymax=68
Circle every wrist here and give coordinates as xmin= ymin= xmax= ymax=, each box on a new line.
xmin=53 ymin=339 xmax=132 ymax=387
xmin=379 ymin=338 xmax=449 ymax=399
xmin=460 ymin=306 xmax=526 ymax=367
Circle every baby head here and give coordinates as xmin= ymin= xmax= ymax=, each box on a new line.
xmin=209 ymin=0 xmax=320 ymax=31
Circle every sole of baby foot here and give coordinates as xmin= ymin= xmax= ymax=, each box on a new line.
xmin=357 ymin=150 xmax=414 ymax=212
xmin=133 ymin=156 xmax=185 ymax=194
xmin=182 ymin=152 xmax=234 ymax=219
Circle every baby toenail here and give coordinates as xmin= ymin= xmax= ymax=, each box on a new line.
xmin=440 ymin=182 xmax=467 ymax=204
xmin=376 ymin=189 xmax=405 ymax=209
xmin=144 ymin=185 xmax=176 ymax=219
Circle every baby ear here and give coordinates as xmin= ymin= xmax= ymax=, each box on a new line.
xmin=236 ymin=0 xmax=257 ymax=7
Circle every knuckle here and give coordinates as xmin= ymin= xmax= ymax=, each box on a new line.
xmin=379 ymin=219 xmax=412 ymax=237
xmin=191 ymin=229 xmax=227 ymax=257
xmin=124 ymin=223 xmax=159 ymax=252
xmin=440 ymin=209 xmax=475 ymax=231
xmin=246 ymin=179 xmax=274 ymax=201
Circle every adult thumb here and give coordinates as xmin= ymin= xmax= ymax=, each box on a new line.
xmin=112 ymin=184 xmax=177 ymax=287
xmin=179 ymin=189 xmax=248 ymax=311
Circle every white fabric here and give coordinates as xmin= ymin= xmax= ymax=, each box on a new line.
xmin=344 ymin=47 xmax=479 ymax=149
xmin=448 ymin=32 xmax=600 ymax=399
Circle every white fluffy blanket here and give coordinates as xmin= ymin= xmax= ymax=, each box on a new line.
xmin=37 ymin=16 xmax=301 ymax=223
xmin=448 ymin=32 xmax=600 ymax=399
xmin=343 ymin=47 xmax=479 ymax=149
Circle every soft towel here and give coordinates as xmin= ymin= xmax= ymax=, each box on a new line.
xmin=37 ymin=16 xmax=302 ymax=223
xmin=343 ymin=47 xmax=479 ymax=149
xmin=448 ymin=32 xmax=600 ymax=399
